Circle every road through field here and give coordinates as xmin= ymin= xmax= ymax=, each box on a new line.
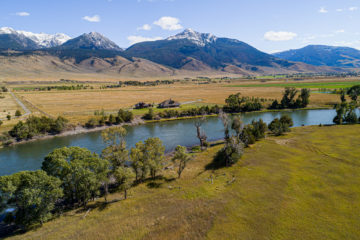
xmin=9 ymin=90 xmax=31 ymax=117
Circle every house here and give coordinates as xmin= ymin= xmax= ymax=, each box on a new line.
xmin=158 ymin=99 xmax=181 ymax=108
xmin=134 ymin=102 xmax=152 ymax=109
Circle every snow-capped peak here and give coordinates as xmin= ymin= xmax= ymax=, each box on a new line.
xmin=73 ymin=32 xmax=122 ymax=50
xmin=167 ymin=28 xmax=217 ymax=46
xmin=0 ymin=27 xmax=71 ymax=48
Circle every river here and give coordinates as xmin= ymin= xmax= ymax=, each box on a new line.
xmin=0 ymin=109 xmax=349 ymax=176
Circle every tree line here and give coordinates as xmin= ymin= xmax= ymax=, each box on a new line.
xmin=8 ymin=116 xmax=68 ymax=141
xmin=269 ymin=87 xmax=310 ymax=109
xmin=13 ymin=85 xmax=92 ymax=92
xmin=85 ymin=109 xmax=134 ymax=128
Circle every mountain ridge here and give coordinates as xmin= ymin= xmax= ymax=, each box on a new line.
xmin=273 ymin=45 xmax=360 ymax=68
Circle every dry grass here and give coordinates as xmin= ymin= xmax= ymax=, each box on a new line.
xmin=7 ymin=125 xmax=360 ymax=240
xmin=15 ymin=82 xmax=340 ymax=123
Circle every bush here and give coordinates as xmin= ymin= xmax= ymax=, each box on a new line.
xmin=212 ymin=137 xmax=243 ymax=168
xmin=15 ymin=110 xmax=21 ymax=117
xmin=268 ymin=116 xmax=293 ymax=136
xmin=143 ymin=108 xmax=156 ymax=120
xmin=118 ymin=109 xmax=134 ymax=123
xmin=85 ymin=118 xmax=98 ymax=128
xmin=239 ymin=119 xmax=267 ymax=147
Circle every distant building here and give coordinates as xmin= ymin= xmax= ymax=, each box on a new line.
xmin=134 ymin=102 xmax=152 ymax=109
xmin=158 ymin=99 xmax=181 ymax=108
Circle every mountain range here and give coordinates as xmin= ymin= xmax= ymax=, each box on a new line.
xmin=273 ymin=45 xmax=360 ymax=68
xmin=0 ymin=27 xmax=355 ymax=80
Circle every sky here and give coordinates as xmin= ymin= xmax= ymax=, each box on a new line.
xmin=1 ymin=0 xmax=360 ymax=53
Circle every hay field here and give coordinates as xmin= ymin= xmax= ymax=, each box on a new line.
xmin=15 ymin=82 xmax=340 ymax=123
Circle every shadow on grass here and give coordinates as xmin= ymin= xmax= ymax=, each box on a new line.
xmin=132 ymin=175 xmax=176 ymax=187
xmin=205 ymin=149 xmax=227 ymax=171
xmin=146 ymin=182 xmax=163 ymax=189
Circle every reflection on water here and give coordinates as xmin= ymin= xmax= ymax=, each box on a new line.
xmin=0 ymin=109 xmax=353 ymax=176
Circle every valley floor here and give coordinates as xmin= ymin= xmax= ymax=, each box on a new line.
xmin=7 ymin=124 xmax=360 ymax=240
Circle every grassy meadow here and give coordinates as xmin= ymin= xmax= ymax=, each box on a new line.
xmin=7 ymin=124 xmax=360 ymax=240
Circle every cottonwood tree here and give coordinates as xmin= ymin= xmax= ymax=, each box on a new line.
xmin=114 ymin=167 xmax=135 ymax=199
xmin=144 ymin=138 xmax=165 ymax=179
xmin=194 ymin=115 xmax=207 ymax=150
xmin=101 ymin=127 xmax=128 ymax=170
xmin=130 ymin=143 xmax=145 ymax=181
xmin=0 ymin=170 xmax=63 ymax=229
xmin=129 ymin=138 xmax=166 ymax=181
xmin=172 ymin=145 xmax=192 ymax=178
xmin=42 ymin=147 xmax=108 ymax=206
xmin=347 ymin=85 xmax=360 ymax=101
xmin=214 ymin=112 xmax=244 ymax=167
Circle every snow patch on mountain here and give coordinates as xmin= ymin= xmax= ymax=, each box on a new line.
xmin=167 ymin=28 xmax=217 ymax=46
xmin=0 ymin=27 xmax=71 ymax=48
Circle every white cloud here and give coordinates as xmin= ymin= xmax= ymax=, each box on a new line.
xmin=127 ymin=35 xmax=163 ymax=45
xmin=335 ymin=29 xmax=345 ymax=34
xmin=137 ymin=24 xmax=152 ymax=31
xmin=82 ymin=15 xmax=101 ymax=22
xmin=336 ymin=8 xmax=344 ymax=12
xmin=154 ymin=16 xmax=182 ymax=30
xmin=349 ymin=7 xmax=358 ymax=11
xmin=264 ymin=31 xmax=297 ymax=41
xmin=319 ymin=7 xmax=328 ymax=13
xmin=16 ymin=12 xmax=30 ymax=16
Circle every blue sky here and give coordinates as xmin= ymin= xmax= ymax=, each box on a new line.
xmin=1 ymin=0 xmax=360 ymax=53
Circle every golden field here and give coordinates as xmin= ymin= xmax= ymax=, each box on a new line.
xmin=14 ymin=81 xmax=341 ymax=123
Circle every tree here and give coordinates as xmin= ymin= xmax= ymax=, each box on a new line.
xmin=114 ymin=167 xmax=135 ymax=199
xmin=347 ymin=85 xmax=360 ymax=101
xmin=42 ymin=147 xmax=108 ymax=206
xmin=214 ymin=136 xmax=244 ymax=167
xmin=101 ymin=127 xmax=128 ymax=171
xmin=194 ymin=115 xmax=207 ymax=151
xmin=298 ymin=88 xmax=310 ymax=108
xmin=280 ymin=87 xmax=298 ymax=108
xmin=172 ymin=145 xmax=192 ymax=178
xmin=130 ymin=144 xmax=145 ymax=181
xmin=0 ymin=170 xmax=63 ymax=229
xmin=144 ymin=138 xmax=165 ymax=179
xmin=0 ymin=120 xmax=3 ymax=127
xmin=231 ymin=116 xmax=244 ymax=139
xmin=15 ymin=110 xmax=21 ymax=117
xmin=6 ymin=114 xmax=11 ymax=120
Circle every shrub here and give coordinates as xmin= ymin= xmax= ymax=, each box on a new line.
xmin=268 ymin=116 xmax=293 ymax=136
xmin=143 ymin=108 xmax=156 ymax=120
xmin=85 ymin=118 xmax=98 ymax=128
